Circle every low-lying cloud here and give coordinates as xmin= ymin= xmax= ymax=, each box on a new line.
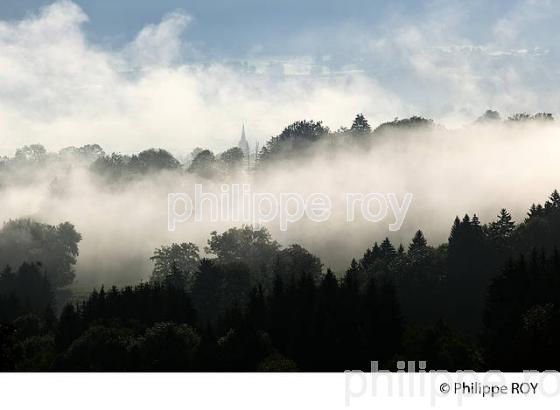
xmin=1 ymin=121 xmax=560 ymax=287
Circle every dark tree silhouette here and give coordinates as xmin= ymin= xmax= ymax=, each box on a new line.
xmin=0 ymin=219 xmax=81 ymax=288
xmin=150 ymin=242 xmax=200 ymax=288
xmin=350 ymin=113 xmax=372 ymax=139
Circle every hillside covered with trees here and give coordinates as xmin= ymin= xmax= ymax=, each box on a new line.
xmin=1 ymin=112 xmax=559 ymax=371
xmin=2 ymin=189 xmax=560 ymax=370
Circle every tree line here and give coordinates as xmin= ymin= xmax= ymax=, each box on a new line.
xmin=0 ymin=111 xmax=554 ymax=185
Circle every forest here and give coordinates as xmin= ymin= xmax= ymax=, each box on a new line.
xmin=1 ymin=111 xmax=559 ymax=371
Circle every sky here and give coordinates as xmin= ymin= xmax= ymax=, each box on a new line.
xmin=1 ymin=0 xmax=559 ymax=155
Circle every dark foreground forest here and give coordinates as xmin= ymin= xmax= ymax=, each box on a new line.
xmin=2 ymin=189 xmax=560 ymax=371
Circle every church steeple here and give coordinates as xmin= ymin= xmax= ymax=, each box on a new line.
xmin=238 ymin=124 xmax=249 ymax=156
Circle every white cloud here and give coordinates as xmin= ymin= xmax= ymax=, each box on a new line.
xmin=124 ymin=11 xmax=192 ymax=68
xmin=360 ymin=0 xmax=560 ymax=125
xmin=1 ymin=0 xmax=559 ymax=156
xmin=0 ymin=1 xmax=405 ymax=156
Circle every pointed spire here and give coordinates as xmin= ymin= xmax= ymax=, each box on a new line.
xmin=238 ymin=124 xmax=249 ymax=156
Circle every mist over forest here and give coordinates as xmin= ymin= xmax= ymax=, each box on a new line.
xmin=3 ymin=111 xmax=560 ymax=371
xmin=0 ymin=111 xmax=557 ymax=287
